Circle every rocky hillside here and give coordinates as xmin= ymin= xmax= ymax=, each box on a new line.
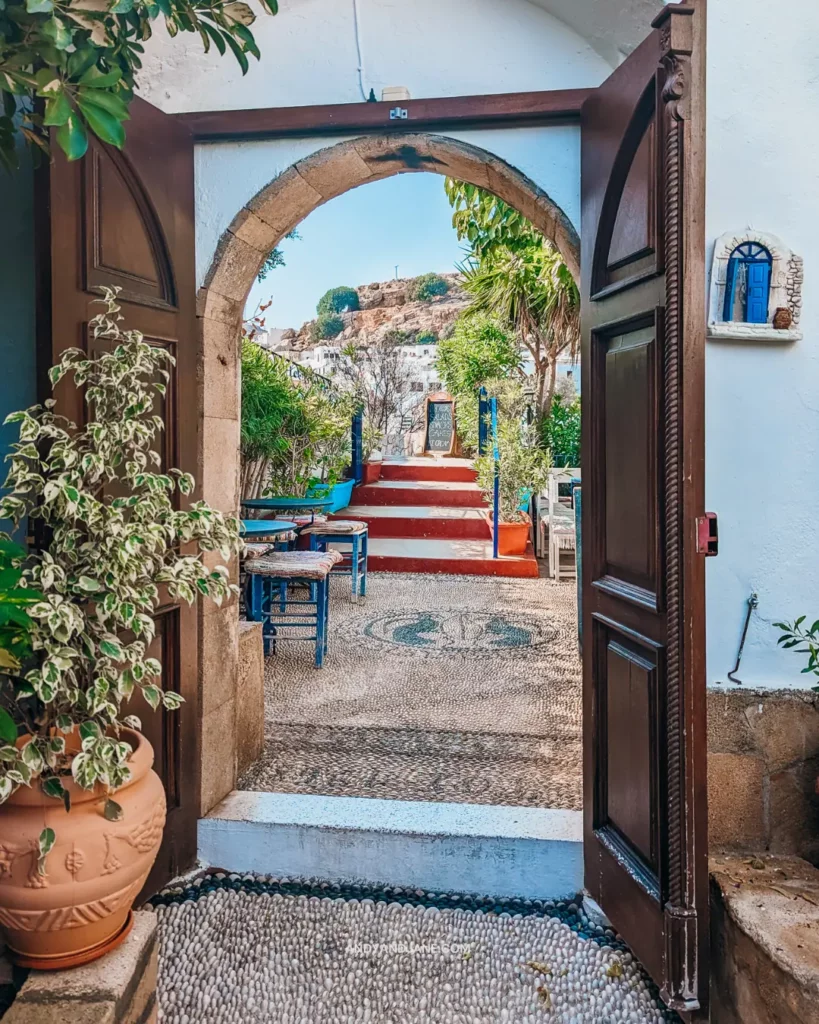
xmin=279 ymin=273 xmax=470 ymax=351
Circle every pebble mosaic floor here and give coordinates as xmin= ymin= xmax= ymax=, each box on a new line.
xmin=153 ymin=872 xmax=681 ymax=1024
xmin=239 ymin=573 xmax=582 ymax=809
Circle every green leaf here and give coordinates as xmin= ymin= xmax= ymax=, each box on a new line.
xmin=26 ymin=0 xmax=54 ymax=11
xmin=103 ymin=797 xmax=123 ymax=821
xmin=0 ymin=707 xmax=17 ymax=744
xmin=223 ymin=31 xmax=249 ymax=75
xmin=41 ymin=17 xmax=73 ymax=50
xmin=77 ymin=575 xmax=101 ymax=592
xmin=76 ymin=96 xmax=125 ymax=148
xmin=42 ymin=776 xmax=70 ymax=813
xmin=99 ymin=638 xmax=122 ymax=658
xmin=111 ymin=0 xmax=133 ymax=10
xmin=43 ymin=92 xmax=72 ymax=127
xmin=78 ymin=66 xmax=123 ymax=89
xmin=38 ymin=826 xmax=56 ymax=875
xmin=77 ymin=87 xmax=130 ymax=121
xmin=67 ymin=47 xmax=99 ymax=79
xmin=56 ymin=113 xmax=88 ymax=161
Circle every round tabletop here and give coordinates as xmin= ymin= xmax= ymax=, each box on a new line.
xmin=240 ymin=519 xmax=299 ymax=537
xmin=241 ymin=497 xmax=334 ymax=511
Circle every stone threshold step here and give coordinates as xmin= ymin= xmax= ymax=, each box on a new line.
xmin=198 ymin=792 xmax=583 ymax=901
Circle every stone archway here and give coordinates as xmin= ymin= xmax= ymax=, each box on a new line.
xmin=195 ymin=133 xmax=580 ymax=814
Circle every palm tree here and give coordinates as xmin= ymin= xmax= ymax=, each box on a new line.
xmin=460 ymin=240 xmax=579 ymax=421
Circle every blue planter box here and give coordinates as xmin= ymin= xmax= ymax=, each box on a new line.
xmin=308 ymin=478 xmax=355 ymax=513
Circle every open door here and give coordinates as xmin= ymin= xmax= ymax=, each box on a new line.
xmin=580 ymin=3 xmax=708 ymax=1015
xmin=35 ymin=98 xmax=199 ymax=895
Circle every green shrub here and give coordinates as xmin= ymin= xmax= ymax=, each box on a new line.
xmin=382 ymin=328 xmax=410 ymax=347
xmin=317 ymin=286 xmax=360 ymax=316
xmin=415 ymin=330 xmax=438 ymax=346
xmin=540 ymin=395 xmax=581 ymax=468
xmin=312 ymin=313 xmax=345 ymax=342
xmin=411 ymin=273 xmax=449 ymax=302
xmin=436 ymin=313 xmax=520 ymax=396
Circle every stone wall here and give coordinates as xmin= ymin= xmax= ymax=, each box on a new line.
xmin=708 ymin=688 xmax=819 ymax=864
xmin=200 ymin=618 xmax=265 ymax=816
xmin=3 ymin=911 xmax=158 ymax=1024
xmin=710 ymin=854 xmax=819 ymax=1024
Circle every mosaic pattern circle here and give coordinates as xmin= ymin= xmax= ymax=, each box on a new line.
xmin=356 ymin=608 xmax=568 ymax=658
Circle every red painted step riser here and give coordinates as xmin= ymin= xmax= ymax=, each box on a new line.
xmin=380 ymin=465 xmax=477 ymax=483
xmin=367 ymin=554 xmax=539 ymax=578
xmin=331 ymin=516 xmax=491 ymax=541
xmin=352 ymin=485 xmax=487 ymax=508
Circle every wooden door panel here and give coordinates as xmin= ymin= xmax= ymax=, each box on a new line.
xmin=592 ymin=314 xmax=661 ymax=610
xmin=581 ymin=3 xmax=707 ymax=1015
xmin=36 ymin=99 xmax=199 ymax=896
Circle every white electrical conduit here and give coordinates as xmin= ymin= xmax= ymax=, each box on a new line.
xmin=352 ymin=0 xmax=369 ymax=101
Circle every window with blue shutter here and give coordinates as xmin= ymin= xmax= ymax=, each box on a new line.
xmin=723 ymin=242 xmax=772 ymax=324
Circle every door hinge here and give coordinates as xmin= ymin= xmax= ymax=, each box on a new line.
xmin=389 ymin=107 xmax=409 ymax=120
xmin=696 ymin=512 xmax=718 ymax=556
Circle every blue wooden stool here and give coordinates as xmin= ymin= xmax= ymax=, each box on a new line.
xmin=244 ymin=550 xmax=342 ymax=668
xmin=302 ymin=520 xmax=369 ymax=602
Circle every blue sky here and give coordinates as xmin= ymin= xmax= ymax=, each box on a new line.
xmin=244 ymin=172 xmax=467 ymax=330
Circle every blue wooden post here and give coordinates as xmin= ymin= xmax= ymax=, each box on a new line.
xmin=478 ymin=387 xmax=488 ymax=455
xmin=490 ymin=396 xmax=499 ymax=560
xmin=351 ymin=407 xmax=364 ymax=484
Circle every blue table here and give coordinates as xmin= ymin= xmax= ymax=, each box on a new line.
xmin=241 ymin=497 xmax=334 ymax=524
xmin=240 ymin=519 xmax=298 ymax=539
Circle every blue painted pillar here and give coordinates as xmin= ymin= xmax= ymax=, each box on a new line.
xmin=351 ymin=407 xmax=364 ymax=484
xmin=478 ymin=387 xmax=488 ymax=455
xmin=490 ymin=397 xmax=499 ymax=560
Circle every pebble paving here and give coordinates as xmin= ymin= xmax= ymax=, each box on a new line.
xmin=153 ymin=873 xmax=681 ymax=1024
xmin=240 ymin=573 xmax=582 ymax=809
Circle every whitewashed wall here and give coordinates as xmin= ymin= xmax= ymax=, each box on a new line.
xmin=140 ymin=0 xmax=614 ymax=113
xmin=705 ymin=0 xmax=819 ymax=689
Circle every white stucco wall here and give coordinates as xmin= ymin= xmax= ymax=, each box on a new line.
xmin=705 ymin=0 xmax=819 ymax=689
xmin=140 ymin=0 xmax=614 ymax=113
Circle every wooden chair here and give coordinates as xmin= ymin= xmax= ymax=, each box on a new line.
xmin=302 ymin=520 xmax=369 ymax=603
xmin=545 ymin=468 xmax=580 ymax=580
xmin=244 ymin=550 xmax=342 ymax=668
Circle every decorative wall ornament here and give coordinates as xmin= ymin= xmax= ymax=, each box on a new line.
xmin=708 ymin=230 xmax=803 ymax=341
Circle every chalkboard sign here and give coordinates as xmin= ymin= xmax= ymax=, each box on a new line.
xmin=425 ymin=398 xmax=455 ymax=454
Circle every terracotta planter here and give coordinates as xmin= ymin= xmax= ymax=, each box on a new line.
xmin=488 ymin=512 xmax=531 ymax=557
xmin=363 ymin=461 xmax=382 ymax=484
xmin=0 ymin=729 xmax=165 ymax=970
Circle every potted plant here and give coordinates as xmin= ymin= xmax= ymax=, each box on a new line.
xmin=0 ymin=291 xmax=239 ymax=969
xmin=474 ymin=385 xmax=550 ymax=557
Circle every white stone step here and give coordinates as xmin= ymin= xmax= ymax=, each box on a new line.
xmin=198 ymin=792 xmax=583 ymax=900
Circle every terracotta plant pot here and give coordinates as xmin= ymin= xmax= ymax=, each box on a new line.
xmin=0 ymin=729 xmax=166 ymax=970
xmin=363 ymin=461 xmax=382 ymax=484
xmin=488 ymin=512 xmax=531 ymax=557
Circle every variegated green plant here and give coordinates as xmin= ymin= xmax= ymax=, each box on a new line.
xmin=0 ymin=289 xmax=239 ymax=830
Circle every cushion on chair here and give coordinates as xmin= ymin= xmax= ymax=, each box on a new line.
xmin=245 ymin=549 xmax=343 ymax=580
xmin=274 ymin=514 xmax=328 ymax=527
xmin=243 ymin=543 xmax=273 ymax=560
xmin=301 ymin=519 xmax=368 ymax=536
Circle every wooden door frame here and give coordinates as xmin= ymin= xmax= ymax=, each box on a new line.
xmin=175 ymin=88 xmax=591 ymax=141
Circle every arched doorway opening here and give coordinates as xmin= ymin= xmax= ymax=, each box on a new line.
xmin=196 ymin=132 xmax=581 ymax=813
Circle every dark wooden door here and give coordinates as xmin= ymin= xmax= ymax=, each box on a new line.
xmin=580 ymin=4 xmax=708 ymax=1015
xmin=35 ymin=98 xmax=199 ymax=896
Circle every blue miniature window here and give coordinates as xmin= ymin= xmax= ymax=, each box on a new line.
xmin=723 ymin=242 xmax=772 ymax=324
